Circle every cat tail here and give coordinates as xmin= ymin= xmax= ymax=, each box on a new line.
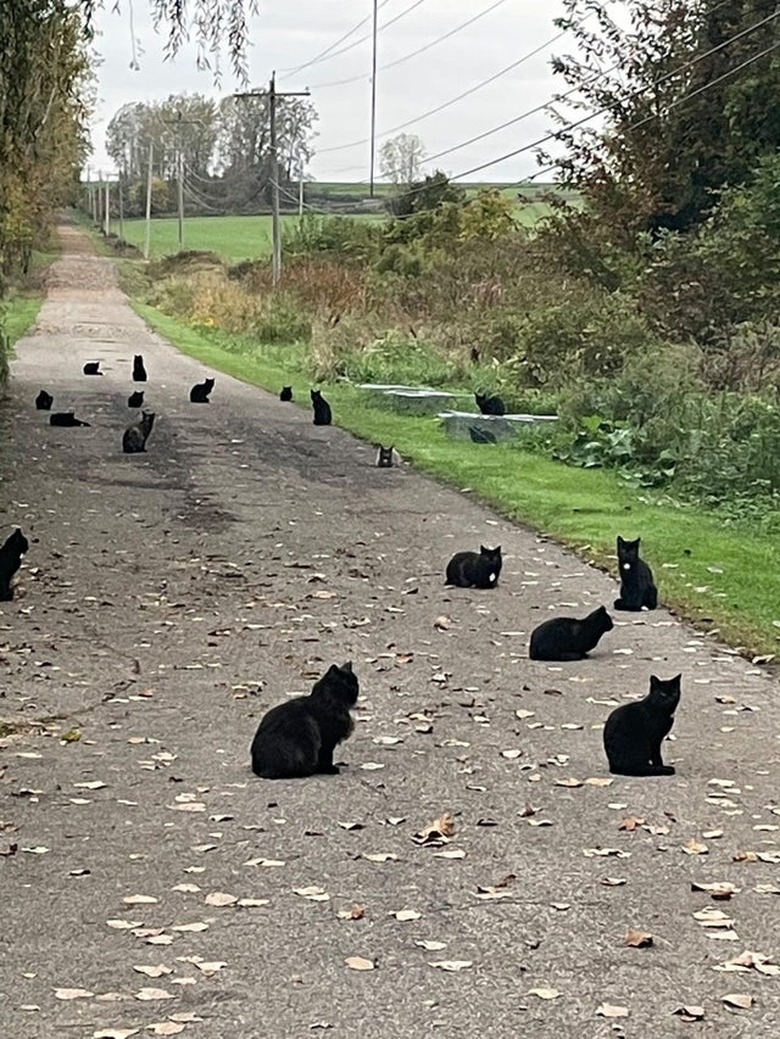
xmin=613 ymin=596 xmax=643 ymax=612
xmin=644 ymin=588 xmax=658 ymax=610
xmin=607 ymin=761 xmax=675 ymax=776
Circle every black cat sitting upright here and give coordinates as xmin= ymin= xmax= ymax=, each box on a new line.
xmin=603 ymin=674 xmax=681 ymax=776
xmin=375 ymin=445 xmax=401 ymax=468
xmin=35 ymin=390 xmax=53 ymax=411
xmin=0 ymin=528 xmax=29 ymax=601
xmin=475 ymin=392 xmax=506 ymax=416
xmin=614 ymin=535 xmax=658 ymax=611
xmin=279 ymin=386 xmax=293 ymax=402
xmin=311 ymin=389 xmax=332 ymax=426
xmin=189 ymin=377 xmax=215 ymax=403
xmin=128 ymin=390 xmax=144 ymax=408
xmin=132 ymin=355 xmax=148 ymax=382
xmin=529 ymin=605 xmax=614 ymax=661
xmin=445 ymin=545 xmax=502 ymax=589
xmin=250 ymin=662 xmax=359 ymax=779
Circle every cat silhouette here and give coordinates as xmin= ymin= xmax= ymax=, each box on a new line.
xmin=445 ymin=545 xmax=502 ymax=589
xmin=122 ymin=410 xmax=155 ymax=453
xmin=311 ymin=389 xmax=332 ymax=426
xmin=35 ymin=390 xmax=53 ymax=411
xmin=475 ymin=392 xmax=506 ymax=416
xmin=375 ymin=445 xmax=401 ymax=468
xmin=189 ymin=377 xmax=215 ymax=403
xmin=132 ymin=355 xmax=148 ymax=382
xmin=530 ymin=606 xmax=614 ymax=661
xmin=128 ymin=390 xmax=144 ymax=408
xmin=279 ymin=386 xmax=293 ymax=402
xmin=603 ymin=674 xmax=681 ymax=776
xmin=50 ymin=412 xmax=90 ymax=427
xmin=614 ymin=536 xmax=658 ymax=611
xmin=83 ymin=361 xmax=102 ymax=375
xmin=250 ymin=662 xmax=359 ymax=779
xmin=0 ymin=528 xmax=29 ymax=601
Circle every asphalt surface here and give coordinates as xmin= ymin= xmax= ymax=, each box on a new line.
xmin=1 ymin=225 xmax=779 ymax=1039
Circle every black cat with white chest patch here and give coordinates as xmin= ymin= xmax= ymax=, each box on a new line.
xmin=250 ymin=662 xmax=359 ymax=779
xmin=445 ymin=545 xmax=502 ymax=589
xmin=614 ymin=535 xmax=658 ymax=611
xmin=375 ymin=445 xmax=401 ymax=468
xmin=529 ymin=605 xmax=614 ymax=661
xmin=603 ymin=674 xmax=681 ymax=776
xmin=311 ymin=389 xmax=332 ymax=426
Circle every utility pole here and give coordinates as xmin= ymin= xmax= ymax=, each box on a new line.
xmin=369 ymin=0 xmax=379 ymax=198
xmin=118 ymin=174 xmax=125 ymax=241
xmin=177 ymin=149 xmax=184 ymax=248
xmin=235 ymin=75 xmax=310 ymax=285
xmin=104 ymin=181 xmax=110 ymax=236
xmin=144 ymin=143 xmax=154 ymax=260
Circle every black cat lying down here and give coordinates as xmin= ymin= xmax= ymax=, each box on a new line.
xmin=530 ymin=605 xmax=613 ymax=661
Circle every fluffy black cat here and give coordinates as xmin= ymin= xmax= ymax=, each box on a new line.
xmin=83 ymin=361 xmax=102 ymax=375
xmin=0 ymin=528 xmax=29 ymax=601
xmin=35 ymin=390 xmax=53 ymax=411
xmin=128 ymin=390 xmax=144 ymax=408
xmin=311 ymin=389 xmax=332 ymax=426
xmin=375 ymin=444 xmax=400 ymax=468
xmin=279 ymin=386 xmax=293 ymax=402
xmin=189 ymin=377 xmax=215 ymax=403
xmin=50 ymin=412 xmax=90 ymax=427
xmin=122 ymin=410 xmax=155 ymax=453
xmin=614 ymin=535 xmax=658 ymax=611
xmin=529 ymin=605 xmax=614 ymax=661
xmin=445 ymin=545 xmax=502 ymax=589
xmin=603 ymin=674 xmax=681 ymax=776
xmin=475 ymin=392 xmax=506 ymax=416
xmin=132 ymin=355 xmax=148 ymax=382
xmin=250 ymin=662 xmax=359 ymax=779
xmin=469 ymin=425 xmax=497 ymax=444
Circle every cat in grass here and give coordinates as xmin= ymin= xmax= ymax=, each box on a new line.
xmin=614 ymin=535 xmax=658 ymax=611
xmin=311 ymin=389 xmax=332 ymax=426
xmin=603 ymin=674 xmax=681 ymax=776
xmin=189 ymin=377 xmax=215 ymax=403
xmin=250 ymin=662 xmax=359 ymax=779
xmin=128 ymin=390 xmax=144 ymax=408
xmin=529 ymin=605 xmax=614 ymax=661
xmin=475 ymin=392 xmax=506 ymax=416
xmin=132 ymin=355 xmax=148 ymax=382
xmin=0 ymin=528 xmax=29 ymax=601
xmin=122 ymin=411 xmax=155 ymax=453
xmin=279 ymin=386 xmax=293 ymax=402
xmin=445 ymin=545 xmax=502 ymax=589
xmin=50 ymin=412 xmax=90 ymax=427
xmin=35 ymin=390 xmax=53 ymax=410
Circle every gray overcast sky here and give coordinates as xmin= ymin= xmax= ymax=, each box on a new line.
xmin=89 ymin=0 xmax=572 ymax=183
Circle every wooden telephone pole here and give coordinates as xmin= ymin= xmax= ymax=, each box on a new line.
xmin=236 ymin=73 xmax=310 ymax=285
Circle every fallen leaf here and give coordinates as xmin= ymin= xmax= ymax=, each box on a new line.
xmin=555 ymin=778 xmax=583 ymax=788
xmin=618 ymin=816 xmax=646 ymax=832
xmin=429 ymin=960 xmax=472 ymax=972
xmin=194 ymin=961 xmax=227 ymax=975
xmin=433 ymin=848 xmax=465 ymax=859
xmin=293 ymin=886 xmax=330 ymax=901
xmin=528 ymin=987 xmax=561 ymax=1000
xmin=596 ymin=1003 xmax=629 ymax=1018
xmin=415 ymin=940 xmax=446 ymax=951
xmin=123 ymin=894 xmax=158 ymax=905
xmin=682 ymin=838 xmax=709 ymax=856
xmin=624 ymin=929 xmax=653 ymax=948
xmin=601 ymin=877 xmax=627 ymax=887
xmin=412 ymin=811 xmax=455 ymax=846
xmin=55 ymin=988 xmax=94 ymax=1000
xmin=133 ymin=965 xmax=172 ymax=978
xmin=721 ymin=993 xmax=753 ymax=1010
xmin=362 ymin=852 xmax=398 ymax=863
xmin=391 ymin=909 xmax=421 ymax=921
xmin=93 ymin=1030 xmax=140 ymax=1039
xmin=345 ymin=956 xmax=375 ymax=971
xmin=146 ymin=1025 xmax=185 ymax=1037
xmin=204 ymin=891 xmax=238 ymax=907
xmin=433 ymin=615 xmax=451 ymax=630
xmin=672 ymin=1005 xmax=705 ymax=1022
xmin=337 ymin=905 xmax=365 ymax=920
xmin=134 ymin=987 xmax=174 ymax=1001
xmin=690 ymin=881 xmax=739 ymax=900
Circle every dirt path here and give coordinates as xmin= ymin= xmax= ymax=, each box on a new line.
xmin=1 ymin=224 xmax=779 ymax=1038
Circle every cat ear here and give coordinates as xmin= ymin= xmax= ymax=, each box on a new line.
xmin=341 ymin=661 xmax=353 ymax=673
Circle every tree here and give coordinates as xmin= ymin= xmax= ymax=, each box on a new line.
xmin=107 ymin=94 xmax=218 ymax=182
xmin=544 ymin=0 xmax=780 ymax=241
xmin=380 ymin=133 xmax=426 ymax=187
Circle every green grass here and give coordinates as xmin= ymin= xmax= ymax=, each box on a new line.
xmin=131 ymin=301 xmax=780 ymax=657
xmin=4 ymin=296 xmax=44 ymax=346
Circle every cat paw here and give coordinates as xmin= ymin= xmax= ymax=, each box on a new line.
xmin=319 ymin=764 xmax=340 ymax=775
xmin=661 ymin=765 xmax=676 ymax=775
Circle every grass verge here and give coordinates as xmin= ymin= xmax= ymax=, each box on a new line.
xmin=133 ymin=301 xmax=780 ymax=657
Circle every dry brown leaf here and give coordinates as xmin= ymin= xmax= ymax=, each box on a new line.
xmin=618 ymin=816 xmax=646 ymax=832
xmin=345 ymin=956 xmax=375 ymax=971
xmin=93 ymin=1030 xmax=140 ymax=1039
xmin=583 ymin=847 xmax=630 ymax=858
xmin=362 ymin=852 xmax=398 ymax=863
xmin=194 ymin=961 xmax=227 ymax=975
xmin=415 ymin=939 xmax=446 ymax=951
xmin=55 ymin=988 xmax=94 ymax=1000
xmin=170 ymin=922 xmax=209 ymax=933
xmin=134 ymin=987 xmax=174 ymax=1001
xmin=412 ymin=811 xmax=455 ymax=846
xmin=596 ymin=1003 xmax=629 ymax=1018
xmin=433 ymin=615 xmax=451 ymax=630
xmin=391 ymin=909 xmax=421 ymax=921
xmin=690 ymin=881 xmax=739 ymax=900
xmin=123 ymin=894 xmax=158 ymax=905
xmin=293 ymin=886 xmax=330 ymax=901
xmin=528 ymin=987 xmax=561 ymax=1000
xmin=429 ymin=960 xmax=472 ymax=972
xmin=601 ymin=877 xmax=627 ymax=887
xmin=721 ymin=993 xmax=753 ymax=1010
xmin=584 ymin=777 xmax=614 ymax=787
xmin=338 ymin=904 xmax=365 ymax=920
xmin=433 ymin=848 xmax=465 ymax=859
xmin=133 ymin=965 xmax=172 ymax=978
xmin=146 ymin=1025 xmax=185 ymax=1037
xmin=624 ymin=929 xmax=653 ymax=948
xmin=554 ymin=777 xmax=583 ymax=788
xmin=682 ymin=838 xmax=709 ymax=856
xmin=204 ymin=891 xmax=238 ymax=907
xmin=672 ymin=1005 xmax=705 ymax=1022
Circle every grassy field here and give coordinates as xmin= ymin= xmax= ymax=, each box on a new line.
xmin=130 ymin=302 xmax=780 ymax=658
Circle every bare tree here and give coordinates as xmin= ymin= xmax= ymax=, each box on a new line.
xmin=379 ymin=133 xmax=426 ymax=188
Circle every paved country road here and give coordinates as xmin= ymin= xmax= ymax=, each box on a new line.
xmin=1 ymin=225 xmax=779 ymax=1039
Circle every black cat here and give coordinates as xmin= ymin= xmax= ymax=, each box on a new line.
xmin=475 ymin=392 xmax=506 ymax=416
xmin=132 ymin=355 xmax=148 ymax=382
xmin=128 ymin=390 xmax=144 ymax=408
xmin=529 ymin=605 xmax=614 ymax=661
xmin=83 ymin=361 xmax=102 ymax=375
xmin=375 ymin=445 xmax=400 ymax=468
xmin=50 ymin=412 xmax=90 ymax=427
xmin=250 ymin=662 xmax=359 ymax=779
xmin=0 ymin=528 xmax=29 ymax=601
xmin=311 ymin=389 xmax=332 ymax=426
xmin=603 ymin=674 xmax=681 ymax=776
xmin=35 ymin=390 xmax=53 ymax=411
xmin=469 ymin=425 xmax=497 ymax=444
xmin=122 ymin=411 xmax=155 ymax=453
xmin=279 ymin=386 xmax=293 ymax=402
xmin=189 ymin=377 xmax=215 ymax=403
xmin=614 ymin=536 xmax=658 ymax=611
xmin=445 ymin=545 xmax=502 ymax=589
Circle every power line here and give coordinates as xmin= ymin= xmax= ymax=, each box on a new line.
xmin=317 ymin=26 xmax=571 ymax=154
xmin=280 ymin=0 xmax=394 ymax=77
xmin=308 ymin=0 xmax=508 ymax=90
